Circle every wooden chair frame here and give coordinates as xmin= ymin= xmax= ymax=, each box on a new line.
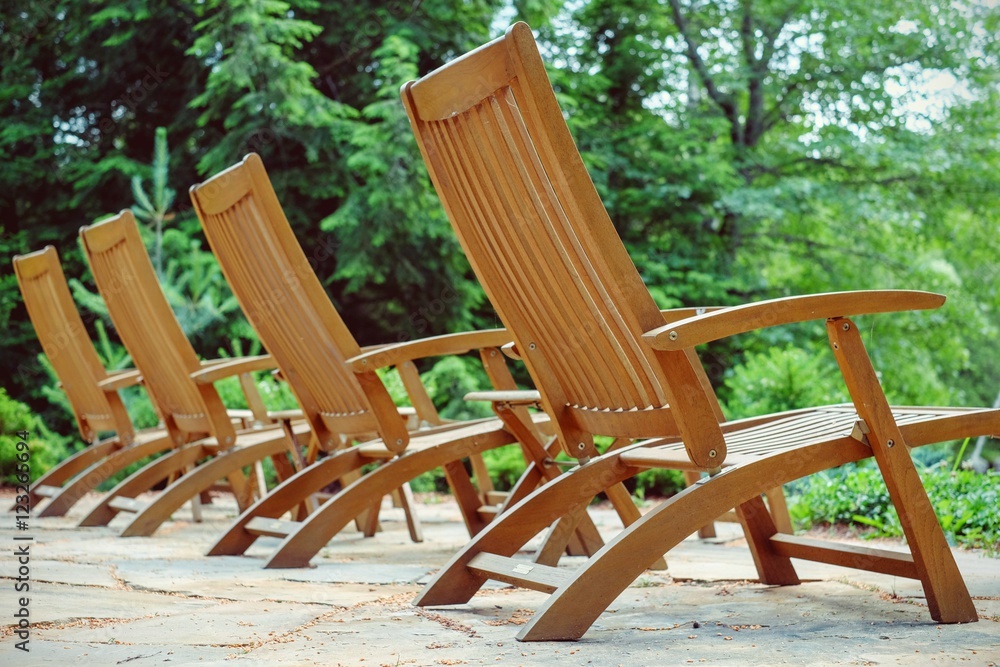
xmin=12 ymin=246 xmax=173 ymax=516
xmin=401 ymin=22 xmax=1000 ymax=641
xmin=75 ymin=210 xmax=310 ymax=536
xmin=189 ymin=153 xmax=623 ymax=568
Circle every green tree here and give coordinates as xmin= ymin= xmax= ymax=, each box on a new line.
xmin=542 ymin=0 xmax=1000 ymax=406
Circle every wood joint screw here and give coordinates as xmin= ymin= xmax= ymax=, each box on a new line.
xmin=842 ymin=322 xmax=850 ymax=331
xmin=668 ymin=331 xmax=678 ymax=341
xmin=529 ymin=342 xmax=537 ymax=350
xmin=395 ymin=438 xmax=403 ymax=446
xmin=577 ymin=442 xmax=586 ymax=451
xmin=709 ymin=448 xmax=717 ymax=458
xmin=886 ymin=439 xmax=895 ymax=448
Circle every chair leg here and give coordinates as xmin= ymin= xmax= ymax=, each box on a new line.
xmin=735 ymin=495 xmax=800 ymax=585
xmin=26 ymin=438 xmax=124 ymax=512
xmin=395 ymin=483 xmax=423 ymax=543
xmin=38 ymin=436 xmax=173 ymax=517
xmin=443 ymin=458 xmax=490 ymax=537
xmin=78 ymin=445 xmax=209 ymax=527
xmin=534 ymin=500 xmax=592 ymax=566
xmin=828 ymin=318 xmax=977 ymax=623
xmin=684 ymin=470 xmax=717 ymax=538
xmin=604 ymin=481 xmax=667 ymax=570
xmin=207 ymin=449 xmax=367 ymax=556
xmin=764 ymin=485 xmax=793 ymax=534
xmin=362 ymin=497 xmax=382 ymax=537
xmin=119 ymin=437 xmax=291 ymax=537
xmin=516 ymin=451 xmax=816 ymax=642
xmin=416 ymin=453 xmax=640 ymax=607
xmin=264 ymin=429 xmax=517 ymax=568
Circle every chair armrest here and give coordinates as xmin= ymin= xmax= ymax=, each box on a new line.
xmin=465 ymin=390 xmax=542 ymax=408
xmin=97 ymin=369 xmax=143 ymax=391
xmin=645 ymin=290 xmax=946 ymax=351
xmin=267 ymin=409 xmax=305 ymax=421
xmin=190 ymin=355 xmax=276 ymax=385
xmin=347 ymin=329 xmax=511 ymax=371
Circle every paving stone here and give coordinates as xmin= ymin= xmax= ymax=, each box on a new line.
xmin=1 ymin=492 xmax=997 ymax=666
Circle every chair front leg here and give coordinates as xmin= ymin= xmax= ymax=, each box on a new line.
xmin=827 ymin=317 xmax=976 ymax=623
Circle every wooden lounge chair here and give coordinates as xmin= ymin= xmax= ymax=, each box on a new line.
xmin=76 ymin=210 xmax=313 ymax=536
xmin=12 ymin=246 xmax=174 ymax=516
xmin=401 ymin=22 xmax=1000 ymax=640
xmin=189 ymin=154 xmax=618 ymax=568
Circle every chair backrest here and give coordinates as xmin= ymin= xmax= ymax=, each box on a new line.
xmin=79 ymin=210 xmax=236 ymax=447
xmin=402 ymin=23 xmax=726 ymax=467
xmin=13 ymin=246 xmax=134 ymax=444
xmin=189 ymin=154 xmax=406 ymax=452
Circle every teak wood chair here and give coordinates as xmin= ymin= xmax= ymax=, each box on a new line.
xmin=76 ymin=210 xmax=313 ymax=536
xmin=189 ymin=153 xmax=619 ymax=568
xmin=401 ymin=22 xmax=1000 ymax=641
xmin=12 ymin=246 xmax=174 ymax=516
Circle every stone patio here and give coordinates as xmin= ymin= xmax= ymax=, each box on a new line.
xmin=1 ymin=491 xmax=997 ymax=666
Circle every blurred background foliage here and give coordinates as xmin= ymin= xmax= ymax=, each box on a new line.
xmin=1 ymin=1 xmax=999 ymax=510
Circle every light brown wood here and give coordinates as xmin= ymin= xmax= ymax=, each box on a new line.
xmin=646 ymin=291 xmax=946 ymax=351
xmin=12 ymin=246 xmax=175 ymax=516
xmin=76 ymin=211 xmax=310 ymax=535
xmin=190 ymin=155 xmax=594 ymax=566
xmin=347 ymin=330 xmax=512 ymax=372
xmin=769 ymin=534 xmax=917 ymax=578
xmin=467 ymin=553 xmax=571 ymax=594
xmin=827 ymin=318 xmax=976 ymax=622
xmin=189 ymin=355 xmax=275 ymax=384
xmin=96 ymin=369 xmax=143 ymax=391
xmin=402 ymin=20 xmax=1000 ymax=641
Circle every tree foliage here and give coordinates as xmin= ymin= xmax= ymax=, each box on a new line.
xmin=2 ymin=0 xmax=999 ymax=451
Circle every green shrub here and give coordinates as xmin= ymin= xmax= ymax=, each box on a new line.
xmin=420 ymin=356 xmax=495 ymax=421
xmin=721 ymin=344 xmax=849 ymax=420
xmin=787 ymin=462 xmax=999 ymax=553
xmin=633 ymin=467 xmax=686 ymax=499
xmin=0 ymin=388 xmax=72 ymax=485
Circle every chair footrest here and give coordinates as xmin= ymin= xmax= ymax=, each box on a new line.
xmin=476 ymin=504 xmax=501 ymax=520
xmin=245 ymin=517 xmax=299 ymax=538
xmin=108 ymin=496 xmax=144 ymax=514
xmin=33 ymin=484 xmax=61 ymax=498
xmin=468 ymin=553 xmax=573 ymax=594
xmin=484 ymin=491 xmax=509 ymax=505
xmin=769 ymin=533 xmax=918 ymax=579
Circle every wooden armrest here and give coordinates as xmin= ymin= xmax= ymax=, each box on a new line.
xmin=465 ymin=390 xmax=542 ymax=408
xmin=659 ymin=307 xmax=724 ymax=324
xmin=190 ymin=355 xmax=276 ymax=385
xmin=645 ymin=290 xmax=946 ymax=351
xmin=98 ymin=369 xmax=143 ymax=391
xmin=347 ymin=329 xmax=511 ymax=371
xmin=267 ymin=409 xmax=304 ymax=421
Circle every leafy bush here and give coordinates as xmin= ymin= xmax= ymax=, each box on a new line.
xmin=420 ymin=356 xmax=495 ymax=421
xmin=632 ymin=467 xmax=686 ymax=499
xmin=481 ymin=446 xmax=529 ymax=491
xmin=787 ymin=462 xmax=999 ymax=553
xmin=721 ymin=344 xmax=849 ymax=420
xmin=0 ymin=388 xmax=71 ymax=485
